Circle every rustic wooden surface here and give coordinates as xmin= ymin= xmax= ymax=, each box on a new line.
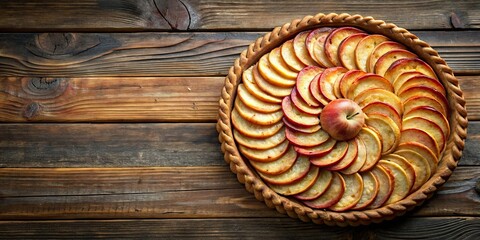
xmin=0 ymin=0 xmax=479 ymax=239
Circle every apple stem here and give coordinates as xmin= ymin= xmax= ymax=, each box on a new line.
xmin=346 ymin=112 xmax=360 ymax=120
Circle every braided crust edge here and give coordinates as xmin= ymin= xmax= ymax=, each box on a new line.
xmin=216 ymin=13 xmax=468 ymax=226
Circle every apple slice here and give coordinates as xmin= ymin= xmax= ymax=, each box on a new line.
xmin=378 ymin=160 xmax=410 ymax=205
xmin=367 ymin=41 xmax=407 ymax=73
xmin=347 ymin=73 xmax=394 ymax=100
xmin=397 ymin=142 xmax=438 ymax=173
xmin=365 ymin=113 xmax=400 ymax=154
xmin=249 ymin=146 xmax=297 ymax=175
xmin=283 ymin=117 xmax=321 ymax=134
xmin=394 ymin=149 xmax=431 ymax=192
xmin=234 ymin=127 xmax=286 ymax=150
xmin=269 ymin=166 xmax=320 ymax=195
xmin=399 ymin=128 xmax=440 ymax=156
xmin=339 ymin=70 xmax=367 ymax=98
xmin=355 ymin=34 xmax=389 ymax=72
xmin=252 ymin=64 xmax=292 ymax=97
xmin=290 ymin=87 xmax=322 ymax=115
xmin=325 ymin=27 xmax=365 ymax=66
xmin=403 ymin=96 xmax=448 ymax=118
xmin=320 ymin=99 xmax=365 ymax=141
xmin=285 ymin=128 xmax=329 ymax=148
xmin=235 ymin=98 xmax=283 ymax=126
xmin=281 ymin=39 xmax=306 ymax=71
xmin=309 ymin=72 xmax=329 ymax=106
xmin=303 ymin=172 xmax=345 ymax=209
xmin=296 ymin=66 xmax=323 ymax=107
xmin=242 ymin=66 xmax=282 ymax=104
xmin=309 ymin=141 xmax=349 ymax=167
xmin=354 ymin=89 xmax=403 ymax=115
xmin=295 ymin=169 xmax=333 ymax=200
xmin=231 ymin=109 xmax=284 ymax=138
xmin=382 ymin=153 xmax=416 ymax=192
xmin=404 ymin=106 xmax=450 ymax=141
xmin=329 ymin=173 xmax=364 ymax=211
xmin=341 ymin=137 xmax=367 ymax=175
xmin=403 ymin=116 xmax=446 ymax=153
xmin=392 ymin=71 xmax=424 ymax=94
xmin=384 ymin=58 xmax=438 ymax=83
xmin=293 ymin=30 xmax=319 ymax=66
xmin=358 ymin=127 xmax=382 ymax=172
xmin=319 ymin=67 xmax=348 ymax=101
xmin=351 ymin=171 xmax=379 ymax=210
xmin=268 ymin=47 xmax=298 ymax=79
xmin=307 ymin=27 xmax=335 ymax=67
xmin=326 ymin=139 xmax=358 ymax=171
xmin=362 ymin=101 xmax=402 ymax=130
xmin=258 ymin=54 xmax=296 ymax=87
xmin=368 ymin=165 xmax=394 ymax=209
xmin=373 ymin=49 xmax=417 ymax=77
xmin=396 ymin=76 xmax=446 ymax=97
xmin=258 ymin=155 xmax=310 ymax=185
xmin=237 ymin=84 xmax=282 ymax=113
xmin=239 ymin=140 xmax=289 ymax=162
xmin=339 ymin=33 xmax=368 ymax=69
xmin=282 ymin=96 xmax=319 ymax=127
xmin=294 ymin=137 xmax=336 ymax=157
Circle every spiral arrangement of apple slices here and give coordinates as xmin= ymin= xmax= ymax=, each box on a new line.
xmin=232 ymin=27 xmax=449 ymax=211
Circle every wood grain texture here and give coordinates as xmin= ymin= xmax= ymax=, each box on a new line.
xmin=0 ymin=217 xmax=478 ymax=239
xmin=0 ymin=166 xmax=478 ymax=220
xmin=0 ymin=31 xmax=478 ymax=77
xmin=0 ymin=122 xmax=478 ymax=167
xmin=0 ymin=0 xmax=479 ymax=31
xmin=0 ymin=77 xmax=224 ymax=122
xmin=0 ymin=75 xmax=477 ymax=122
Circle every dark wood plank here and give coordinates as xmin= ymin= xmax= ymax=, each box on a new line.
xmin=0 ymin=75 xmax=477 ymax=122
xmin=0 ymin=217 xmax=478 ymax=239
xmin=0 ymin=122 xmax=478 ymax=167
xmin=0 ymin=0 xmax=479 ymax=31
xmin=0 ymin=166 xmax=478 ymax=220
xmin=0 ymin=123 xmax=223 ymax=167
xmin=0 ymin=31 xmax=478 ymax=77
xmin=0 ymin=77 xmax=223 ymax=122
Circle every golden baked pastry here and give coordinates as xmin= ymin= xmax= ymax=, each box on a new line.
xmin=217 ymin=13 xmax=467 ymax=226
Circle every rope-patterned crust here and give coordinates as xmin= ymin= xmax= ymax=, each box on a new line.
xmin=217 ymin=13 xmax=468 ymax=226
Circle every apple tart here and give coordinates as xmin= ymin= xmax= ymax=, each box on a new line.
xmin=217 ymin=13 xmax=467 ymax=226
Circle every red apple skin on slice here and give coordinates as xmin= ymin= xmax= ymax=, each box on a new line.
xmin=326 ymin=139 xmax=358 ymax=171
xmin=294 ymin=30 xmax=319 ymax=67
xmin=258 ymin=155 xmax=311 ymax=185
xmin=339 ymin=70 xmax=367 ymax=98
xmin=281 ymin=39 xmax=306 ymax=71
xmin=373 ymin=49 xmax=417 ymax=77
xmin=394 ymin=149 xmax=431 ymax=192
xmin=310 ymin=141 xmax=349 ymax=167
xmin=368 ymin=165 xmax=394 ymax=209
xmin=282 ymin=96 xmax=319 ymax=127
xmin=295 ymin=169 xmax=333 ymax=200
xmin=303 ymin=172 xmax=346 ymax=209
xmin=282 ymin=117 xmax=321 ymax=134
xmin=355 ymin=34 xmax=389 ymax=72
xmin=341 ymin=137 xmax=367 ymax=175
xmin=237 ymin=84 xmax=282 ymax=113
xmin=239 ymin=140 xmax=289 ymax=162
xmin=347 ymin=73 xmax=394 ymax=100
xmin=399 ymin=128 xmax=440 ymax=157
xmin=352 ymin=171 xmax=379 ymax=210
xmin=285 ymin=127 xmax=330 ymax=148
xmin=329 ymin=173 xmax=363 ymax=212
xmin=234 ymin=98 xmax=283 ymax=126
xmin=378 ymin=160 xmax=410 ymax=205
xmin=258 ymin=54 xmax=296 ymax=88
xmin=338 ymin=33 xmax=368 ymax=70
xmin=307 ymin=27 xmax=335 ymax=68
xmin=294 ymin=137 xmax=337 ymax=157
xmin=290 ymin=87 xmax=322 ymax=115
xmin=319 ymin=67 xmax=348 ymax=101
xmin=397 ymin=142 xmax=438 ymax=173
xmin=368 ymin=41 xmax=407 ymax=73
xmin=355 ymin=89 xmax=404 ymax=116
xmin=403 ymin=96 xmax=448 ymax=119
xmin=384 ymin=58 xmax=438 ymax=83
xmin=404 ymin=106 xmax=450 ymax=141
xmin=396 ymin=75 xmax=446 ymax=96
xmin=249 ymin=146 xmax=297 ymax=175
xmin=231 ymin=108 xmax=284 ymax=138
xmin=269 ymin=166 xmax=320 ymax=195
xmin=234 ymin=127 xmax=286 ymax=150
xmin=362 ymin=101 xmax=402 ymax=130
xmin=358 ymin=127 xmax=382 ymax=172
xmin=325 ymin=27 xmax=365 ymax=66
xmin=403 ymin=116 xmax=446 ymax=154
xmin=365 ymin=113 xmax=400 ymax=155
xmin=252 ymin=64 xmax=292 ymax=97
xmin=382 ymin=153 xmax=416 ymax=193
xmin=296 ymin=66 xmax=323 ymax=107
xmin=242 ymin=66 xmax=282 ymax=104
xmin=309 ymin=72 xmax=329 ymax=106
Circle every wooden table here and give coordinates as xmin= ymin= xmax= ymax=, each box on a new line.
xmin=0 ymin=1 xmax=479 ymax=238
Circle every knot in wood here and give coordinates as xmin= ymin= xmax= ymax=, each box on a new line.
xmin=23 ymin=102 xmax=41 ymax=120
xmin=35 ymin=33 xmax=77 ymax=55
xmin=22 ymin=77 xmax=67 ymax=99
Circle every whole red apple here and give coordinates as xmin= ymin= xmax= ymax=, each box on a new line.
xmin=320 ymin=99 xmax=365 ymax=141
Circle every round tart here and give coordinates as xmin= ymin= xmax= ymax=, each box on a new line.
xmin=217 ymin=13 xmax=467 ymax=226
